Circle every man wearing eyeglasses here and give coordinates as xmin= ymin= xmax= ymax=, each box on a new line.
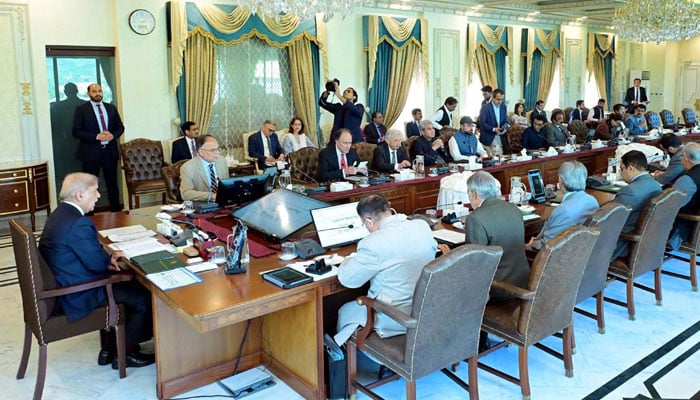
xmin=180 ymin=134 xmax=229 ymax=201
xmin=248 ymin=120 xmax=285 ymax=170
xmin=334 ymin=194 xmax=437 ymax=345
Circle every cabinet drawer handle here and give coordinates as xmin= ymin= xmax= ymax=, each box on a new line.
xmin=13 ymin=189 xmax=19 ymax=194
xmin=12 ymin=173 xmax=17 ymax=177
xmin=14 ymin=203 xmax=19 ymax=208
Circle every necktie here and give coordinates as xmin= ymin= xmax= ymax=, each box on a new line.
xmin=390 ymin=150 xmax=396 ymax=164
xmin=190 ymin=139 xmax=196 ymax=157
xmin=209 ymin=163 xmax=218 ymax=194
xmin=341 ymin=153 xmax=347 ymax=169
xmin=96 ymin=104 xmax=107 ymax=132
xmin=377 ymin=125 xmax=383 ymax=141
xmin=265 ymin=135 xmax=272 ymax=157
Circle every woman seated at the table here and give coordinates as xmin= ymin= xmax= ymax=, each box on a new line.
xmin=510 ymin=103 xmax=530 ymax=129
xmin=594 ymin=113 xmax=623 ymax=141
xmin=282 ymin=117 xmax=317 ymax=153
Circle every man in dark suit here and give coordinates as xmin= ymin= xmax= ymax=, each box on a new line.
xmin=319 ymin=82 xmax=365 ymax=143
xmin=411 ymin=120 xmax=449 ymax=166
xmin=317 ymin=129 xmax=366 ymax=182
xmin=591 ymin=98 xmax=606 ymax=122
xmin=248 ymin=120 xmax=285 ymax=170
xmin=171 ymin=121 xmax=199 ymax=163
xmin=478 ymin=88 xmax=509 ymax=152
xmin=529 ymin=99 xmax=547 ymax=125
xmin=38 ymin=173 xmax=153 ymax=369
xmin=371 ymin=129 xmax=411 ymax=173
xmin=625 ymin=78 xmax=649 ymax=114
xmin=364 ymin=111 xmax=386 ymax=144
xmin=654 ymin=134 xmax=684 ymax=186
xmin=611 ymin=150 xmax=662 ymax=260
xmin=72 ymin=83 xmax=124 ymax=211
xmin=569 ymin=100 xmax=586 ymax=123
xmin=669 ymin=143 xmax=700 ymax=249
xmin=405 ymin=108 xmax=422 ymax=138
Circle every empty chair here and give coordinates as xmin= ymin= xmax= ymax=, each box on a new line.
xmin=607 ymin=189 xmax=685 ymax=320
xmin=644 ymin=111 xmax=662 ymax=130
xmin=10 ymin=219 xmax=129 ymax=400
xmin=568 ymin=120 xmax=588 ymax=144
xmin=347 ymin=245 xmax=503 ymax=400
xmin=479 ymin=226 xmax=600 ymax=400
xmin=507 ymin=124 xmax=524 ymax=153
xmin=119 ymin=138 xmax=167 ymax=209
xmin=351 ymin=142 xmax=377 ymax=163
xmin=659 ymin=109 xmax=677 ymax=129
xmin=287 ymin=147 xmax=320 ymax=183
xmin=161 ymin=159 xmax=189 ymax=203
xmin=681 ymin=107 xmax=697 ymax=127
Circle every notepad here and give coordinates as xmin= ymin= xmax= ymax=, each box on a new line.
xmin=432 ymin=229 xmax=466 ymax=246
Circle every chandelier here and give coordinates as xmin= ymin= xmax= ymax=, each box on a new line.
xmin=240 ymin=0 xmax=372 ymax=22
xmin=614 ymin=0 xmax=700 ymax=44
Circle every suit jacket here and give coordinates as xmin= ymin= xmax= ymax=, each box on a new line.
xmin=411 ymin=136 xmax=449 ymax=166
xmin=318 ymin=96 xmax=365 ymax=143
xmin=625 ymin=86 xmax=648 ymax=113
xmin=364 ymin=123 xmax=386 ymax=144
xmin=248 ymin=131 xmax=284 ymax=170
xmin=546 ymin=123 xmax=569 ymax=146
xmin=478 ymin=102 xmax=508 ymax=146
xmin=464 ymin=197 xmax=530 ymax=302
xmin=406 ymin=120 xmax=421 ymax=138
xmin=171 ymin=137 xmax=194 ymax=163
xmin=334 ymin=214 xmax=436 ymax=344
xmin=529 ymin=109 xmax=547 ymax=125
xmin=72 ymin=101 xmax=124 ymax=162
xmin=179 ymin=157 xmax=229 ymax=201
xmin=615 ymin=173 xmax=662 ymax=233
xmin=531 ymin=191 xmax=599 ymax=250
xmin=317 ymin=145 xmax=360 ymax=182
xmin=38 ymin=203 xmax=111 ymax=322
xmin=371 ymin=142 xmax=408 ymax=173
xmin=655 ymin=149 xmax=684 ymax=186
xmin=592 ymin=106 xmax=605 ymax=120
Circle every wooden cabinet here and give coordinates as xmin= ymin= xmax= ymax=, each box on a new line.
xmin=0 ymin=161 xmax=50 ymax=231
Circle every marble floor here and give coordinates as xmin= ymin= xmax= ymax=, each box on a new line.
xmin=1 ymin=216 xmax=698 ymax=399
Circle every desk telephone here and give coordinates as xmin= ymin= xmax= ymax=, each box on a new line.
xmin=586 ymin=175 xmax=610 ymax=189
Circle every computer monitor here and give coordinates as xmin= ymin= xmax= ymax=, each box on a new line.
xmin=232 ymin=189 xmax=329 ymax=241
xmin=217 ymin=167 xmax=277 ymax=208
xmin=311 ymin=202 xmax=370 ymax=248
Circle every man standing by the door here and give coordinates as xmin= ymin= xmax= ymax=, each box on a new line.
xmin=72 ymin=83 xmax=124 ymax=211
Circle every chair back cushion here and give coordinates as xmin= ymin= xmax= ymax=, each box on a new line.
xmin=289 ymin=147 xmax=320 ymax=182
xmin=645 ymin=111 xmax=662 ymax=129
xmin=405 ymin=245 xmax=502 ymax=379
xmin=351 ymin=142 xmax=377 ymax=163
xmin=523 ymin=226 xmax=599 ymax=344
xmin=10 ymin=220 xmax=57 ymax=341
xmin=628 ymin=188 xmax=685 ymax=278
xmin=119 ymin=138 xmax=165 ymax=187
xmin=404 ymin=136 xmax=419 ymax=160
xmin=577 ymin=202 xmax=631 ymax=303
xmin=568 ymin=120 xmax=588 ymax=144
xmin=161 ymin=159 xmax=188 ymax=202
xmin=438 ymin=126 xmax=457 ymax=147
xmin=682 ymin=108 xmax=697 ymax=127
xmin=507 ymin=124 xmax=524 ymax=153
xmin=660 ymin=109 xmax=675 ymax=128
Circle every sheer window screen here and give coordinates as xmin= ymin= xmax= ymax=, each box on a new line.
xmin=209 ymin=37 xmax=295 ymax=160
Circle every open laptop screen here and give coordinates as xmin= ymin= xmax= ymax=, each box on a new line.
xmin=311 ymin=202 xmax=370 ymax=248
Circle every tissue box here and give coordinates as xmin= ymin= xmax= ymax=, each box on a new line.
xmin=515 ymin=155 xmax=532 ymax=162
xmin=330 ymin=182 xmax=354 ymax=192
xmin=466 ymin=163 xmax=483 ymax=171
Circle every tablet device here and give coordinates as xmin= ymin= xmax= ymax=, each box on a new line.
xmin=262 ymin=267 xmax=313 ymax=289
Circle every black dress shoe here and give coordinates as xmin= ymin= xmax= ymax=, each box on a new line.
xmin=97 ymin=350 xmax=114 ymax=366
xmin=111 ymin=352 xmax=155 ymax=369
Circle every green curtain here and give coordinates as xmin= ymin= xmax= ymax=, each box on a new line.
xmin=523 ymin=28 xmax=561 ymax=110
xmin=587 ymin=33 xmax=615 ymax=106
xmin=467 ymin=24 xmax=512 ymax=89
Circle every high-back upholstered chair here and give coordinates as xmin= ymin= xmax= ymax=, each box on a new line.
xmin=351 ymin=142 xmax=377 ymax=163
xmin=161 ymin=159 xmax=189 ymax=203
xmin=608 ymin=189 xmax=685 ymax=320
xmin=681 ymin=107 xmax=697 ymax=127
xmin=665 ymin=210 xmax=700 ymax=291
xmin=287 ymin=147 xmax=320 ymax=183
xmin=404 ymin=136 xmax=419 ymax=160
xmin=119 ymin=138 xmax=167 ymax=209
xmin=660 ymin=109 xmax=676 ymax=129
xmin=568 ymin=119 xmax=588 ymax=144
xmin=563 ymin=107 xmax=574 ymax=121
xmin=576 ymin=203 xmax=631 ymax=335
xmin=480 ymin=226 xmax=600 ymax=400
xmin=438 ymin=126 xmax=457 ymax=147
xmin=506 ymin=124 xmax=524 ymax=153
xmin=347 ymin=245 xmax=503 ymax=400
xmin=10 ymin=220 xmax=129 ymax=400
xmin=644 ymin=111 xmax=662 ymax=130
xmin=242 ymin=131 xmax=261 ymax=173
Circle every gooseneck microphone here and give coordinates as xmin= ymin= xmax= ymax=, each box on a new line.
xmin=289 ymin=164 xmax=328 ymax=194
xmin=295 ymin=224 xmax=356 ymax=259
xmin=409 ymin=201 xmax=464 ymax=227
xmin=366 ymin=169 xmax=391 ymax=185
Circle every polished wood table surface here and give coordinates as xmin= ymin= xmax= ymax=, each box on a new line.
xmin=92 ymin=208 xmax=354 ymax=399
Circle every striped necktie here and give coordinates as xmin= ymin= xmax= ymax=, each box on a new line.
xmin=209 ymin=163 xmax=218 ymax=193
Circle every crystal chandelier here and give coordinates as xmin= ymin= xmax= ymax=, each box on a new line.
xmin=240 ymin=0 xmax=372 ymax=22
xmin=614 ymin=0 xmax=700 ymax=44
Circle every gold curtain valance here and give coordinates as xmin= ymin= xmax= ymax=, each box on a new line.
xmin=467 ymin=24 xmax=513 ymax=86
xmin=381 ymin=16 xmax=417 ymax=42
xmin=525 ymin=28 xmax=562 ymax=86
xmin=189 ymin=26 xmax=319 ymax=49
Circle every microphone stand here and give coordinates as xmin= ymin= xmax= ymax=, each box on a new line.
xmin=289 ymin=163 xmax=328 ymax=194
xmin=295 ymin=224 xmax=356 ymax=259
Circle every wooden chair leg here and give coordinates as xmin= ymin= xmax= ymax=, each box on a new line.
xmin=654 ymin=268 xmax=663 ymax=306
xmin=626 ymin=278 xmax=636 ymax=320
xmin=596 ymin=291 xmax=606 ymax=334
xmin=115 ymin=324 xmax=126 ymax=379
xmin=518 ymin=346 xmax=531 ymax=400
xmin=406 ymin=379 xmax=417 ymax=400
xmin=691 ymin=252 xmax=698 ymax=291
xmin=570 ymin=323 xmax=577 ymax=354
xmin=347 ymin=341 xmax=358 ymax=397
xmin=563 ymin=326 xmax=574 ymax=378
xmin=134 ymin=195 xmax=140 ymax=210
xmin=17 ymin=323 xmax=31 ymax=379
xmin=34 ymin=344 xmax=47 ymax=400
xmin=467 ymin=355 xmax=479 ymax=400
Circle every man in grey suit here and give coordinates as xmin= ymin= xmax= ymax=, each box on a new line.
xmin=527 ymin=161 xmax=599 ymax=251
xmin=180 ymin=134 xmax=229 ymax=201
xmin=611 ymin=150 xmax=662 ymax=260
xmin=653 ymin=134 xmax=684 ymax=186
xmin=334 ymin=194 xmax=436 ymax=345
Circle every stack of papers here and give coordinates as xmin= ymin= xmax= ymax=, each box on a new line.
xmin=146 ymin=268 xmax=203 ymax=291
xmin=108 ymin=237 xmax=171 ymax=259
xmin=432 ymin=229 xmax=465 ymax=245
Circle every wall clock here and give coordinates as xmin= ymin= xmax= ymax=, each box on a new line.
xmin=129 ymin=9 xmax=156 ymax=35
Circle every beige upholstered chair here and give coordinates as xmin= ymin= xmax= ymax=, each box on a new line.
xmin=161 ymin=159 xmax=189 ymax=204
xmin=666 ymin=211 xmax=700 ymax=291
xmin=351 ymin=142 xmax=377 ymax=163
xmin=479 ymin=226 xmax=600 ymax=400
xmin=11 ymin=220 xmax=129 ymax=400
xmin=242 ymin=131 xmax=261 ymax=174
xmin=607 ymin=189 xmax=685 ymax=320
xmin=119 ymin=138 xmax=167 ymax=209
xmin=287 ymin=147 xmax=320 ymax=183
xmin=347 ymin=245 xmax=503 ymax=400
